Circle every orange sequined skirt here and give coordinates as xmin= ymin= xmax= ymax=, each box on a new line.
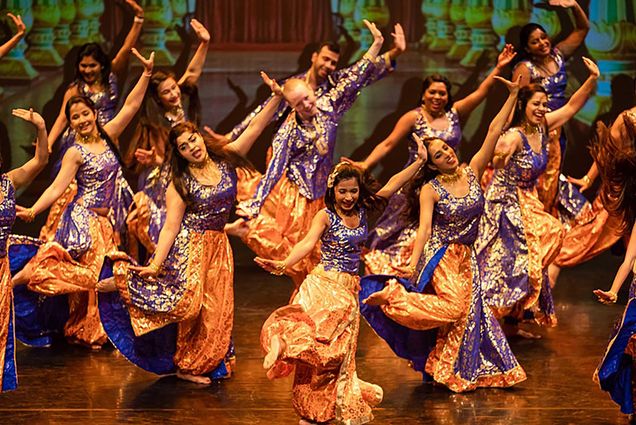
xmin=261 ymin=265 xmax=382 ymax=424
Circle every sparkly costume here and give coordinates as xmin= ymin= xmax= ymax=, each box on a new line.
xmin=238 ymin=55 xmax=387 ymax=286
xmin=99 ymin=158 xmax=237 ymax=379
xmin=261 ymin=207 xmax=383 ymax=424
xmin=476 ymin=128 xmax=564 ymax=326
xmin=17 ymin=141 xmax=133 ymax=348
xmin=364 ymin=107 xmax=462 ymax=275
xmin=0 ymin=175 xmax=17 ymax=391
xmin=40 ymin=73 xmax=120 ymax=242
xmin=360 ymin=167 xmax=526 ymax=392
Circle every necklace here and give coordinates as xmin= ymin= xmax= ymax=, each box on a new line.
xmin=521 ymin=121 xmax=540 ymax=135
xmin=423 ymin=105 xmax=445 ymax=119
xmin=437 ymin=167 xmax=463 ymax=184
xmin=78 ymin=132 xmax=100 ymax=144
xmin=189 ymin=153 xmax=212 ymax=169
xmin=165 ymin=104 xmax=185 ymax=126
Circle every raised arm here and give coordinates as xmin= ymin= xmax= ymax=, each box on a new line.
xmin=132 ymin=182 xmax=186 ymax=277
xmin=454 ymin=44 xmax=517 ymax=118
xmin=375 ymin=135 xmax=426 ymax=199
xmin=47 ymin=85 xmax=80 ymax=152
xmin=385 ymin=23 xmax=406 ymax=61
xmin=103 ymin=48 xmax=154 ymax=142
xmin=224 ymin=71 xmax=283 ymax=158
xmin=255 ymin=210 xmax=329 ymax=275
xmin=361 ymin=19 xmax=384 ymax=61
xmin=470 ymin=76 xmax=521 ymax=178
xmin=344 ymin=110 xmax=418 ymax=172
xmin=0 ymin=13 xmax=25 ymax=59
xmin=15 ymin=148 xmax=81 ymax=222
xmin=552 ymin=0 xmax=589 ymax=59
xmin=594 ymin=223 xmax=636 ymax=304
xmin=407 ymin=184 xmax=437 ymax=276
xmin=177 ymin=19 xmax=210 ymax=87
xmin=110 ymin=0 xmax=145 ymax=82
xmin=6 ymin=109 xmax=48 ymax=190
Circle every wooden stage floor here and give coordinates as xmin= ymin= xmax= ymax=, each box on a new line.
xmin=0 ymin=245 xmax=631 ymax=425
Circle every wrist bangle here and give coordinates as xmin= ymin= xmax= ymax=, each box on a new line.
xmin=143 ymin=70 xmax=152 ymax=77
xmin=134 ymin=16 xmax=144 ymax=24
xmin=582 ymin=175 xmax=591 ymax=185
xmin=272 ymin=261 xmax=286 ymax=276
xmin=148 ymin=262 xmax=161 ymax=274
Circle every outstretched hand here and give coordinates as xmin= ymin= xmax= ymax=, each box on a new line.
xmin=7 ymin=13 xmax=25 ymax=35
xmin=15 ymin=205 xmax=34 ymax=222
xmin=582 ymin=56 xmax=600 ymax=78
xmin=130 ymin=264 xmax=159 ymax=279
xmin=134 ymin=147 xmax=160 ymax=167
xmin=191 ymin=18 xmax=210 ymax=43
xmin=254 ymin=257 xmax=286 ymax=275
xmin=593 ymin=289 xmax=617 ymax=305
xmin=340 ymin=156 xmax=367 ymax=171
xmin=496 ymin=43 xmax=517 ymax=69
xmin=567 ymin=175 xmax=592 ymax=192
xmin=391 ymin=23 xmax=405 ymax=53
xmin=548 ymin=0 xmax=578 ymax=7
xmin=493 ymin=74 xmax=521 ymax=95
xmin=12 ymin=108 xmax=45 ymax=130
xmin=412 ymin=134 xmax=428 ymax=163
xmin=363 ymin=19 xmax=384 ymax=45
xmin=260 ymin=71 xmax=283 ymax=97
xmin=131 ymin=48 xmax=154 ymax=74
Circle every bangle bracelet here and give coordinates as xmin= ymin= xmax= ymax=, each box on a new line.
xmin=148 ymin=262 xmax=160 ymax=274
xmin=26 ymin=207 xmax=35 ymax=223
xmin=272 ymin=261 xmax=286 ymax=276
xmin=134 ymin=16 xmax=144 ymax=24
xmin=582 ymin=175 xmax=591 ymax=185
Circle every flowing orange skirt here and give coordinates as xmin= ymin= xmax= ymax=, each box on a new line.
xmin=0 ymin=256 xmax=14 ymax=389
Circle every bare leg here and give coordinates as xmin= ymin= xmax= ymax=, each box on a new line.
xmin=548 ymin=263 xmax=561 ymax=289
xmin=176 ymin=371 xmax=212 ymax=385
xmin=263 ymin=334 xmax=285 ymax=370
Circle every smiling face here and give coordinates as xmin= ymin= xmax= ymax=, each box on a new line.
xmin=175 ymin=130 xmax=207 ymax=164
xmin=78 ymin=55 xmax=103 ymax=85
xmin=525 ymin=28 xmax=551 ymax=58
xmin=284 ymin=79 xmax=318 ymax=120
xmin=68 ymin=101 xmax=97 ymax=137
xmin=311 ymin=46 xmax=339 ymax=81
xmin=334 ymin=177 xmax=360 ymax=213
xmin=427 ymin=138 xmax=458 ymax=173
xmin=422 ymin=82 xmax=449 ymax=115
xmin=523 ymin=92 xmax=549 ymax=126
xmin=156 ymin=76 xmax=182 ymax=110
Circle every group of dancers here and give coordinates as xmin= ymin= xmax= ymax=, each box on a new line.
xmin=1 ymin=1 xmax=636 ymax=424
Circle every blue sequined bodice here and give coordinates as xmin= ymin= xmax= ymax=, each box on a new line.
xmin=0 ymin=174 xmax=16 ymax=257
xmin=320 ymin=208 xmax=367 ymax=274
xmin=76 ymin=72 xmax=119 ymax=126
xmin=430 ymin=166 xmax=484 ymax=246
xmin=410 ymin=107 xmax=462 ymax=158
xmin=518 ymin=49 xmax=567 ymax=111
xmin=493 ymin=128 xmax=548 ymax=190
xmin=73 ymin=142 xmax=121 ymax=209
xmin=183 ymin=159 xmax=237 ymax=232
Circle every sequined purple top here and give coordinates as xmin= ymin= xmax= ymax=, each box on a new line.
xmin=429 ymin=166 xmax=484 ymax=249
xmin=0 ymin=174 xmax=16 ymax=258
xmin=411 ymin=107 xmax=462 ymax=156
xmin=75 ymin=72 xmax=119 ymax=126
xmin=239 ymin=56 xmax=380 ymax=217
xmin=492 ymin=128 xmax=548 ymax=190
xmin=320 ymin=208 xmax=367 ymax=274
xmin=182 ymin=159 xmax=237 ymax=233
xmin=516 ymin=48 xmax=567 ymax=111
xmin=73 ymin=142 xmax=121 ymax=209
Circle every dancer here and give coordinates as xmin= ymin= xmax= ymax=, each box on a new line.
xmin=97 ymin=72 xmax=284 ymax=385
xmin=257 ymin=138 xmax=426 ymax=425
xmin=124 ymin=18 xmax=210 ymax=255
xmin=360 ymin=76 xmax=526 ymax=392
xmin=591 ymin=106 xmax=636 ymax=418
xmin=0 ymin=108 xmax=48 ymax=392
xmin=236 ymin=20 xmax=394 ymax=290
xmin=41 ymin=0 xmax=145 ymax=240
xmin=12 ymin=49 xmax=154 ymax=350
xmin=345 ymin=44 xmax=517 ymax=274
xmin=0 ymin=12 xmax=26 ymax=59
xmin=475 ymin=57 xmax=599 ymax=334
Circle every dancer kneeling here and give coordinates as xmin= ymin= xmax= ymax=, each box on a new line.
xmin=256 ymin=144 xmax=426 ymax=424
xmin=361 ymin=76 xmax=527 ymax=392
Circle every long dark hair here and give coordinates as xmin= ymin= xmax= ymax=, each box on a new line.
xmin=75 ymin=43 xmax=111 ymax=86
xmin=514 ymin=23 xmax=550 ymax=65
xmin=65 ymin=95 xmax=123 ymax=166
xmin=168 ymin=121 xmax=251 ymax=203
xmin=509 ymin=84 xmax=548 ymax=129
xmin=420 ymin=74 xmax=453 ymax=112
xmin=324 ymin=163 xmax=386 ymax=213
xmin=591 ymin=112 xmax=636 ymax=235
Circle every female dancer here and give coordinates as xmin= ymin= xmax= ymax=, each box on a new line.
xmin=592 ymin=105 xmax=636 ymax=418
xmin=256 ymin=145 xmax=427 ymax=425
xmin=0 ymin=12 xmax=25 ymax=58
xmin=125 ymin=18 xmax=212 ymax=255
xmin=97 ymin=72 xmax=284 ymax=385
xmin=41 ymin=0 xmax=145 ymax=240
xmin=12 ymin=49 xmax=155 ymax=350
xmin=476 ymin=57 xmax=599 ymax=335
xmin=0 ymin=108 xmax=48 ymax=391
xmin=360 ymin=77 xmax=525 ymax=392
xmin=346 ymin=44 xmax=517 ymax=275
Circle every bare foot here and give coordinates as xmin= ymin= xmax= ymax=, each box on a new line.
xmin=96 ymin=277 xmax=117 ymax=293
xmin=501 ymin=323 xmax=542 ymax=339
xmin=263 ymin=335 xmax=284 ymax=370
xmin=225 ymin=218 xmax=249 ymax=238
xmin=176 ymin=371 xmax=211 ymax=385
xmin=516 ymin=328 xmax=542 ymax=339
xmin=299 ymin=419 xmax=317 ymax=425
